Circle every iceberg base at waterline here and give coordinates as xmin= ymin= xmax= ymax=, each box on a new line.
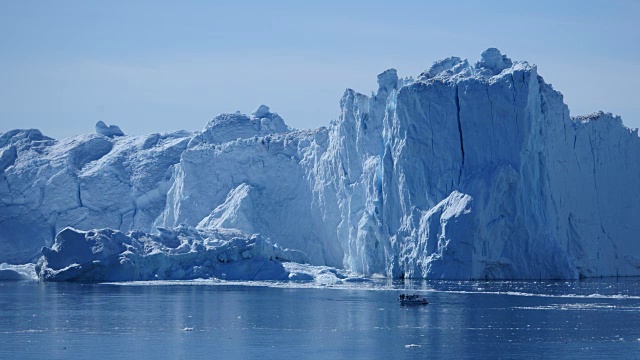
xmin=36 ymin=226 xmax=315 ymax=283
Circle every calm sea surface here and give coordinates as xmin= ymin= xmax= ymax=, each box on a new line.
xmin=1 ymin=278 xmax=639 ymax=359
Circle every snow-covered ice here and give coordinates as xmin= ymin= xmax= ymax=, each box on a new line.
xmin=2 ymin=48 xmax=640 ymax=282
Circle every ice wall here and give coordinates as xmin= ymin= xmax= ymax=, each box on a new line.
xmin=2 ymin=49 xmax=640 ymax=280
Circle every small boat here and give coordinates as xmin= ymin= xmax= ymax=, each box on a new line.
xmin=398 ymin=293 xmax=428 ymax=305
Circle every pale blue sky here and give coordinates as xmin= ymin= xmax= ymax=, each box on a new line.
xmin=1 ymin=0 xmax=639 ymax=139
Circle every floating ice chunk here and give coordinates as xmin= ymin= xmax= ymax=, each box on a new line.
xmin=288 ymin=272 xmax=314 ymax=281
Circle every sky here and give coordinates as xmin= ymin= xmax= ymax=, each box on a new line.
xmin=1 ymin=0 xmax=639 ymax=139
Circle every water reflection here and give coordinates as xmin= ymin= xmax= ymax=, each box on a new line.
xmin=0 ymin=278 xmax=639 ymax=359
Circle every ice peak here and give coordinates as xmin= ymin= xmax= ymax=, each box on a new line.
xmin=95 ymin=121 xmax=124 ymax=138
xmin=252 ymin=105 xmax=271 ymax=118
xmin=418 ymin=57 xmax=472 ymax=81
xmin=416 ymin=49 xmax=524 ymax=82
xmin=475 ymin=48 xmax=513 ymax=77
xmin=197 ymin=108 xmax=290 ymax=145
xmin=420 ymin=57 xmax=462 ymax=80
xmin=377 ymin=69 xmax=398 ymax=93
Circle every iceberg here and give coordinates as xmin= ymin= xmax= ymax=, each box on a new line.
xmin=36 ymin=226 xmax=308 ymax=282
xmin=2 ymin=48 xmax=640 ymax=281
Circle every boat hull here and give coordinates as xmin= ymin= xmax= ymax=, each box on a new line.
xmin=399 ymin=300 xmax=428 ymax=305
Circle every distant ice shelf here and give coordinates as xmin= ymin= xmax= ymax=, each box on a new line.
xmin=2 ymin=48 xmax=640 ymax=282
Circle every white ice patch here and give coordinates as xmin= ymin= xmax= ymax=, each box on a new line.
xmin=0 ymin=263 xmax=37 ymax=281
xmin=514 ymin=303 xmax=640 ymax=311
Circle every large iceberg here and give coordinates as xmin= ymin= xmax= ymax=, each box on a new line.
xmin=2 ymin=48 xmax=640 ymax=281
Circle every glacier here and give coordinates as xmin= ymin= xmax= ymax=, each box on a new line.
xmin=1 ymin=48 xmax=640 ymax=282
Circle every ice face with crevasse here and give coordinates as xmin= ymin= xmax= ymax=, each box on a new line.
xmin=2 ymin=48 xmax=640 ymax=282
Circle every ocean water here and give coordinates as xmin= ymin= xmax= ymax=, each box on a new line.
xmin=1 ymin=278 xmax=639 ymax=359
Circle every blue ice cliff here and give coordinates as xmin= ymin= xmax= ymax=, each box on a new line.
xmin=2 ymin=49 xmax=640 ymax=282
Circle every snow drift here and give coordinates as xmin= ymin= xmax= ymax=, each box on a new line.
xmin=2 ymin=48 xmax=640 ymax=281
